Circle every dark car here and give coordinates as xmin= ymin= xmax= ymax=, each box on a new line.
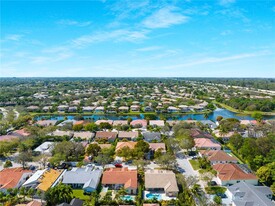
xmin=210 ymin=181 xmax=217 ymax=186
xmin=217 ymin=193 xmax=227 ymax=198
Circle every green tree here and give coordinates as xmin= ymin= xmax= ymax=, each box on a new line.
xmin=45 ymin=183 xmax=73 ymax=206
xmin=256 ymin=162 xmax=275 ymax=186
xmin=86 ymin=143 xmax=101 ymax=158
xmin=252 ymin=112 xmax=263 ymax=122
xmin=84 ymin=123 xmax=98 ymax=131
xmin=4 ymin=160 xmax=12 ymax=168
xmin=155 ymin=153 xmax=177 ymax=170
xmin=213 ymin=195 xmax=222 ymax=205
xmin=73 ymin=124 xmax=83 ymax=131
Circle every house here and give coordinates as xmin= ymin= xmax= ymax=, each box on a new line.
xmin=37 ymin=169 xmax=64 ymax=192
xmin=94 ymin=106 xmax=105 ymax=113
xmin=213 ymin=130 xmax=236 ymax=142
xmin=118 ymin=106 xmax=129 ymax=113
xmin=142 ymin=132 xmax=161 ymax=142
xmin=22 ymin=169 xmax=48 ymax=188
xmin=130 ymin=120 xmax=147 ymax=128
xmin=36 ymin=120 xmax=58 ymax=127
xmin=194 ymin=138 xmax=221 ymax=150
xmin=190 ymin=129 xmax=213 ymax=139
xmin=57 ymin=105 xmax=69 ymax=112
xmin=226 ymin=181 xmax=273 ymax=206
xmin=199 ymin=150 xmax=238 ymax=165
xmin=50 ymin=130 xmax=74 ymax=138
xmin=25 ymin=200 xmax=42 ymax=206
xmin=10 ymin=129 xmax=30 ymax=137
xmin=145 ymin=170 xmax=179 ymax=197
xmin=62 ymin=167 xmax=102 ymax=193
xmin=102 ymin=168 xmax=138 ymax=194
xmin=178 ymin=105 xmax=190 ymax=112
xmin=200 ymin=120 xmax=217 ymax=129
xmin=144 ymin=106 xmax=153 ymax=112
xmin=113 ymin=120 xmax=128 ymax=126
xmin=57 ymin=120 xmax=76 ymax=127
xmin=27 ymin=106 xmax=40 ymax=112
xmin=115 ymin=141 xmax=136 ymax=152
xmin=95 ymin=120 xmax=113 ymax=125
xmin=82 ymin=106 xmax=94 ymax=113
xmin=0 ymin=135 xmax=19 ymax=142
xmin=130 ymin=105 xmax=140 ymax=112
xmin=95 ymin=131 xmax=117 ymax=142
xmin=42 ymin=106 xmax=52 ymax=112
xmin=118 ymin=131 xmax=139 ymax=141
xmin=149 ymin=120 xmax=165 ymax=127
xmin=58 ymin=198 xmax=83 ymax=206
xmin=167 ymin=106 xmax=179 ymax=113
xmin=148 ymin=143 xmax=166 ymax=159
xmin=34 ymin=142 xmax=54 ymax=155
xmin=68 ymin=106 xmax=77 ymax=113
xmin=0 ymin=168 xmax=33 ymax=192
xmin=73 ymin=132 xmax=94 ymax=140
xmin=213 ymin=164 xmax=258 ymax=186
xmin=166 ymin=120 xmax=179 ymax=127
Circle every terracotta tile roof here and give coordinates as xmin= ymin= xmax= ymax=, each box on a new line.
xmin=95 ymin=120 xmax=113 ymax=125
xmin=200 ymin=150 xmax=237 ymax=162
xmin=194 ymin=138 xmax=221 ymax=149
xmin=191 ymin=129 xmax=213 ymax=138
xmin=95 ymin=131 xmax=117 ymax=139
xmin=113 ymin=120 xmax=128 ymax=126
xmin=12 ymin=129 xmax=30 ymax=137
xmin=149 ymin=143 xmax=166 ymax=152
xmin=37 ymin=169 xmax=62 ymax=191
xmin=26 ymin=200 xmax=42 ymax=206
xmin=118 ymin=131 xmax=139 ymax=139
xmin=0 ymin=167 xmax=32 ymax=189
xmin=213 ymin=164 xmax=258 ymax=181
xmin=0 ymin=135 xmax=19 ymax=142
xmin=130 ymin=120 xmax=147 ymax=127
xmin=102 ymin=167 xmax=137 ymax=189
xmin=116 ymin=142 xmax=136 ymax=152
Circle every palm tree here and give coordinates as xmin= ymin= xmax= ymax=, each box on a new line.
xmin=203 ymin=112 xmax=209 ymax=119
xmin=28 ymin=188 xmax=35 ymax=200
xmin=19 ymin=187 xmax=27 ymax=202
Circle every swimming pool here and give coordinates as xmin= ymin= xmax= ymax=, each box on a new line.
xmin=146 ymin=193 xmax=161 ymax=200
xmin=121 ymin=195 xmax=134 ymax=201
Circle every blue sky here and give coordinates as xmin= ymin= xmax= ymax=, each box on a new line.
xmin=0 ymin=0 xmax=275 ymax=77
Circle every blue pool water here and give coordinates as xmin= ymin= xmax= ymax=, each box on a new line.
xmin=146 ymin=193 xmax=161 ymax=200
xmin=121 ymin=195 xmax=134 ymax=201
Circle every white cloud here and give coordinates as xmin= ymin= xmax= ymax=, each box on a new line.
xmin=56 ymin=19 xmax=91 ymax=27
xmin=136 ymin=46 xmax=161 ymax=52
xmin=220 ymin=30 xmax=233 ymax=35
xmin=162 ymin=51 xmax=271 ymax=69
xmin=142 ymin=6 xmax=189 ymax=29
xmin=30 ymin=51 xmax=73 ymax=64
xmin=71 ymin=29 xmax=149 ymax=48
xmin=5 ymin=34 xmax=23 ymax=41
xmin=219 ymin=0 xmax=236 ymax=6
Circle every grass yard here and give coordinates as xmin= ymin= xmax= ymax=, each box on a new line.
xmin=189 ymin=159 xmax=200 ymax=170
xmin=72 ymin=189 xmax=91 ymax=201
xmin=205 ymin=186 xmax=227 ymax=195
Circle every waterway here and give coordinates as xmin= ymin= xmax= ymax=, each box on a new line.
xmin=34 ymin=108 xmax=275 ymax=121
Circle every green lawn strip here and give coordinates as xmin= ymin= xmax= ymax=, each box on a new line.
xmin=205 ymin=186 xmax=226 ymax=195
xmin=72 ymin=189 xmax=91 ymax=200
xmin=189 ymin=159 xmax=200 ymax=170
xmin=213 ymin=101 xmax=275 ymax=116
xmin=226 ymin=144 xmax=245 ymax=164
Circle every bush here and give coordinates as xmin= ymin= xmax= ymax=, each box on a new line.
xmin=213 ymin=195 xmax=222 ymax=204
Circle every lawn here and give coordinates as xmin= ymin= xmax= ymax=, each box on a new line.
xmin=205 ymin=186 xmax=227 ymax=195
xmin=72 ymin=189 xmax=91 ymax=201
xmin=189 ymin=159 xmax=200 ymax=170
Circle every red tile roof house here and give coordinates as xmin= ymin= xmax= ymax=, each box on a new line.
xmin=0 ymin=167 xmax=33 ymax=192
xmin=199 ymin=150 xmax=238 ymax=165
xmin=213 ymin=163 xmax=258 ymax=186
xmin=95 ymin=131 xmax=117 ymax=142
xmin=130 ymin=120 xmax=147 ymax=128
xmin=101 ymin=168 xmax=138 ymax=195
xmin=194 ymin=138 xmax=221 ymax=150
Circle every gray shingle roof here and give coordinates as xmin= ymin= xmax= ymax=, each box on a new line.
xmin=227 ymin=181 xmax=273 ymax=206
xmin=62 ymin=167 xmax=102 ymax=189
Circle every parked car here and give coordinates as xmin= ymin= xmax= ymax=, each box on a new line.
xmin=115 ymin=163 xmax=123 ymax=168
